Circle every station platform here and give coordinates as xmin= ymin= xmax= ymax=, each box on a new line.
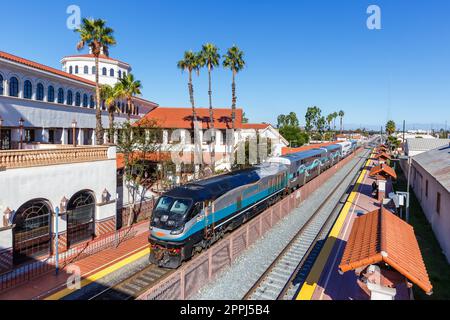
xmin=0 ymin=222 xmax=150 ymax=300
xmin=296 ymin=152 xmax=411 ymax=300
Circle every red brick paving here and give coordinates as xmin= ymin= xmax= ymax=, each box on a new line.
xmin=0 ymin=223 xmax=150 ymax=300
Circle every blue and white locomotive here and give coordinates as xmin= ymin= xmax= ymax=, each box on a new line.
xmin=149 ymin=141 xmax=358 ymax=268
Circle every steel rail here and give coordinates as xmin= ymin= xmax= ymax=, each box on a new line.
xmin=243 ymin=147 xmax=371 ymax=300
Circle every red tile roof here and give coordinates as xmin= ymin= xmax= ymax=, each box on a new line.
xmin=339 ymin=208 xmax=432 ymax=294
xmin=135 ymin=107 xmax=243 ymax=129
xmin=0 ymin=51 xmax=96 ymax=86
xmin=281 ymin=142 xmax=336 ymax=155
xmin=116 ymin=152 xmax=171 ymax=169
xmin=241 ymin=123 xmax=271 ymax=130
xmin=63 ymin=54 xmax=130 ymax=66
xmin=374 ymin=151 xmax=392 ymax=160
xmin=369 ymin=163 xmax=397 ymax=180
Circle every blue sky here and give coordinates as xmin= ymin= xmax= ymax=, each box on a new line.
xmin=1 ymin=0 xmax=450 ymax=130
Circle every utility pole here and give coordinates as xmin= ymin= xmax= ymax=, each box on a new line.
xmin=403 ymin=120 xmax=406 ymax=149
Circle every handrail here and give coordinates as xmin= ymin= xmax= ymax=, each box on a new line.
xmin=0 ymin=146 xmax=110 ymax=169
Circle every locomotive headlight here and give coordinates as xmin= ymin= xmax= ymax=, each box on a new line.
xmin=167 ymin=220 xmax=175 ymax=226
xmin=170 ymin=226 xmax=184 ymax=235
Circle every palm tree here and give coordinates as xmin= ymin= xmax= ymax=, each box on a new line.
xmin=100 ymin=84 xmax=121 ymax=143
xmin=177 ymin=51 xmax=201 ymax=125
xmin=385 ymin=120 xmax=396 ymax=136
xmin=326 ymin=114 xmax=334 ymax=131
xmin=199 ymin=43 xmax=220 ymax=171
xmin=332 ymin=112 xmax=338 ymax=131
xmin=338 ymin=110 xmax=345 ymax=133
xmin=75 ymin=18 xmax=116 ymax=145
xmin=116 ymin=73 xmax=142 ymax=121
xmin=223 ymin=45 xmax=246 ymax=130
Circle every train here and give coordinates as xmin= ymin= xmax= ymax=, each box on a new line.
xmin=149 ymin=140 xmax=360 ymax=268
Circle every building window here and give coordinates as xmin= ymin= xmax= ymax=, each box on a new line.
xmin=436 ymin=192 xmax=441 ymax=214
xmin=123 ymin=71 xmax=127 ymax=78
xmin=23 ymin=80 xmax=32 ymax=99
xmin=9 ymin=77 xmax=19 ymax=97
xmin=83 ymin=94 xmax=88 ymax=107
xmin=36 ymin=83 xmax=44 ymax=101
xmin=121 ymin=103 xmax=125 ymax=113
xmin=84 ymin=66 xmax=89 ymax=74
xmin=57 ymin=88 xmax=64 ymax=104
xmin=24 ymin=129 xmax=35 ymax=143
xmin=136 ymin=106 xmax=140 ymax=115
xmin=66 ymin=191 xmax=96 ymax=247
xmin=48 ymin=86 xmax=55 ymax=102
xmin=110 ymin=68 xmax=114 ymax=77
xmin=90 ymin=95 xmax=95 ymax=108
xmin=118 ymin=70 xmax=122 ymax=79
xmin=69 ymin=66 xmax=73 ymax=74
xmin=67 ymin=90 xmax=73 ymax=105
xmin=102 ymin=67 xmax=107 ymax=76
xmin=0 ymin=74 xmax=3 ymax=95
xmin=75 ymin=66 xmax=79 ymax=74
xmin=425 ymin=180 xmax=428 ymax=198
xmin=92 ymin=66 xmax=96 ymax=74
xmin=75 ymin=92 xmax=81 ymax=106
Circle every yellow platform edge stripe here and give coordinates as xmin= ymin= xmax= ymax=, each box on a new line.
xmin=296 ymin=152 xmax=373 ymax=300
xmin=44 ymin=247 xmax=150 ymax=300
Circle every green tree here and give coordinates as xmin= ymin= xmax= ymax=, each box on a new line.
xmin=338 ymin=110 xmax=345 ymax=133
xmin=277 ymin=112 xmax=309 ymax=147
xmin=386 ymin=120 xmax=396 ymax=136
xmin=75 ymin=18 xmax=116 ymax=145
xmin=305 ymin=106 xmax=321 ymax=133
xmin=177 ymin=51 xmax=202 ymax=124
xmin=100 ymin=84 xmax=121 ymax=143
xmin=117 ymin=119 xmax=164 ymax=226
xmin=332 ymin=112 xmax=338 ymax=131
xmin=199 ymin=43 xmax=220 ymax=172
xmin=115 ymin=73 xmax=142 ymax=121
xmin=223 ymin=45 xmax=246 ymax=130
xmin=326 ymin=114 xmax=334 ymax=131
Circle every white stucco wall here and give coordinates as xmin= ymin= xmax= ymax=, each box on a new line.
xmin=0 ymin=148 xmax=117 ymax=230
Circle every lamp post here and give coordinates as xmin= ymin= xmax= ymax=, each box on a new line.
xmin=19 ymin=117 xmax=24 ymax=150
xmin=71 ymin=119 xmax=77 ymax=148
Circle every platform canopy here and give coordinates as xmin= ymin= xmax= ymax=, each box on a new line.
xmin=369 ymin=163 xmax=397 ymax=180
xmin=374 ymin=151 xmax=392 ymax=161
xmin=339 ymin=207 xmax=432 ymax=295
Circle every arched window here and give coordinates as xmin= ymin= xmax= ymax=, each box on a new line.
xmin=118 ymin=70 xmax=122 ymax=79
xmin=36 ymin=83 xmax=44 ymax=101
xmin=67 ymin=90 xmax=73 ymax=105
xmin=0 ymin=74 xmax=4 ymax=95
xmin=92 ymin=66 xmax=96 ymax=74
xmin=136 ymin=106 xmax=140 ymax=115
xmin=110 ymin=68 xmax=114 ymax=77
xmin=69 ymin=66 xmax=73 ymax=74
xmin=48 ymin=86 xmax=55 ymax=102
xmin=67 ymin=191 xmax=96 ymax=247
xmin=57 ymin=88 xmax=64 ymax=104
xmin=102 ymin=67 xmax=107 ymax=76
xmin=84 ymin=66 xmax=89 ymax=74
xmin=75 ymin=92 xmax=81 ymax=106
xmin=23 ymin=80 xmax=32 ymax=99
xmin=83 ymin=94 xmax=88 ymax=107
xmin=13 ymin=199 xmax=52 ymax=263
xmin=121 ymin=103 xmax=125 ymax=113
xmin=9 ymin=77 xmax=19 ymax=97
xmin=75 ymin=66 xmax=79 ymax=74
xmin=90 ymin=95 xmax=95 ymax=108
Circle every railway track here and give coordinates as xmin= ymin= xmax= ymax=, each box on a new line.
xmin=243 ymin=147 xmax=371 ymax=300
xmin=88 ymin=264 xmax=175 ymax=300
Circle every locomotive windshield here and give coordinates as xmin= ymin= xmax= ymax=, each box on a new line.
xmin=154 ymin=196 xmax=192 ymax=217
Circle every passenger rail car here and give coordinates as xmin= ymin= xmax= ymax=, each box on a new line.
xmin=149 ymin=141 xmax=359 ymax=268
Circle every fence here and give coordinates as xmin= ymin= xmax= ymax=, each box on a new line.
xmin=0 ymin=223 xmax=138 ymax=292
xmin=136 ymin=148 xmax=364 ymax=300
xmin=116 ymin=198 xmax=155 ymax=229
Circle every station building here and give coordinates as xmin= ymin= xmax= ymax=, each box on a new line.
xmin=0 ymin=50 xmax=157 ymax=272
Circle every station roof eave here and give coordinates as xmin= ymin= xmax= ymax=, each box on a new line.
xmin=338 ymin=207 xmax=433 ymax=295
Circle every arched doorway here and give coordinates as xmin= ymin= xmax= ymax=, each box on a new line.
xmin=13 ymin=199 xmax=52 ymax=264
xmin=67 ymin=190 xmax=96 ymax=247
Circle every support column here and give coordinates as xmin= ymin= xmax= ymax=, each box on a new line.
xmin=78 ymin=128 xmax=84 ymax=146
xmin=91 ymin=130 xmax=97 ymax=146
xmin=61 ymin=128 xmax=68 ymax=145
xmin=41 ymin=128 xmax=49 ymax=143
